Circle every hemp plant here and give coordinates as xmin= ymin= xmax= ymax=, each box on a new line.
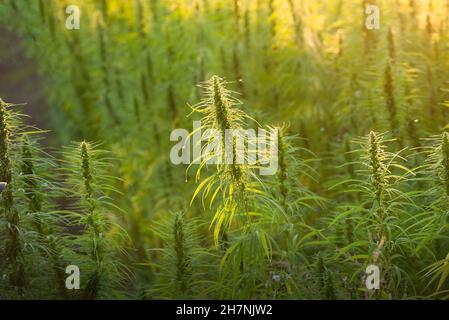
xmin=330 ymin=132 xmax=417 ymax=298
xmin=0 ymin=98 xmax=27 ymax=297
xmin=20 ymin=136 xmax=68 ymax=298
xmin=147 ymin=211 xmax=213 ymax=299
xmin=420 ymin=133 xmax=449 ymax=295
xmin=189 ymin=76 xmax=281 ymax=298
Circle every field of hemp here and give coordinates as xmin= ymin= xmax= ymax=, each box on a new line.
xmin=1 ymin=0 xmax=449 ymax=300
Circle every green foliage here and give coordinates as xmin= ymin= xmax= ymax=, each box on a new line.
xmin=1 ymin=0 xmax=449 ymax=300
xmin=148 ymin=212 xmax=213 ymax=299
xmin=61 ymin=141 xmax=127 ymax=299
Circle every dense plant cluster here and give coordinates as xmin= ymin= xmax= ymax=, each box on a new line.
xmin=1 ymin=0 xmax=449 ymax=299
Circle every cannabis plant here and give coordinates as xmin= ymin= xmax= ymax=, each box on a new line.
xmin=61 ymin=141 xmax=126 ymax=299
